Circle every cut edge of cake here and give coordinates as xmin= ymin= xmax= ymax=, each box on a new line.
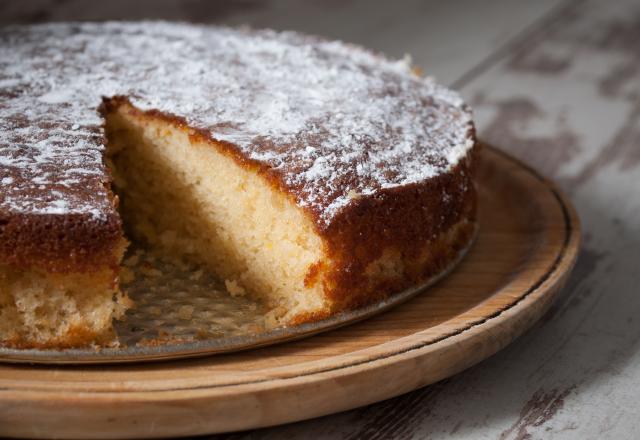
xmin=0 ymin=240 xmax=129 ymax=348
xmin=104 ymin=99 xmax=330 ymax=326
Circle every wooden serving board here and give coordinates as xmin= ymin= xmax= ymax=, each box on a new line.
xmin=0 ymin=145 xmax=580 ymax=439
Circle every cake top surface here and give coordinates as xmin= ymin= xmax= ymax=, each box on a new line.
xmin=0 ymin=22 xmax=474 ymax=227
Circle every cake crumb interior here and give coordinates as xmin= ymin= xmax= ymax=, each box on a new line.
xmin=0 ymin=266 xmax=130 ymax=348
xmin=104 ymin=103 xmax=329 ymax=326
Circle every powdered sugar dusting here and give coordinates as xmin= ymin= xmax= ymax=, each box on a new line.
xmin=0 ymin=22 xmax=474 ymax=225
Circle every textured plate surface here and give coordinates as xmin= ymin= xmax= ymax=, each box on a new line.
xmin=0 ymin=214 xmax=475 ymax=366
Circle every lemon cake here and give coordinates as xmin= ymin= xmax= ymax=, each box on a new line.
xmin=0 ymin=22 xmax=478 ymax=348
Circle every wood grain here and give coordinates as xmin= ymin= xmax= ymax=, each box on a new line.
xmin=0 ymin=147 xmax=580 ymax=438
xmin=2 ymin=0 xmax=637 ymax=437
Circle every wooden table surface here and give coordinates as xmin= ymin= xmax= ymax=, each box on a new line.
xmin=2 ymin=0 xmax=639 ymax=438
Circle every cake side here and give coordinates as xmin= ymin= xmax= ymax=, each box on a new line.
xmin=0 ymin=264 xmax=130 ymax=348
xmin=318 ymin=142 xmax=478 ymax=312
xmin=0 ymin=188 xmax=128 ymax=348
xmin=0 ymin=211 xmax=124 ymax=273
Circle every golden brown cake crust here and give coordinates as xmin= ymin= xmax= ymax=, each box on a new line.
xmin=322 ymin=149 xmax=478 ymax=308
xmin=0 ymin=210 xmax=122 ymax=273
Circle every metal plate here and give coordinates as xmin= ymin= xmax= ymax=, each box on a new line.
xmin=0 ymin=231 xmax=475 ymax=365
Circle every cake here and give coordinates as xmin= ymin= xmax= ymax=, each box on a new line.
xmin=0 ymin=22 xmax=477 ymax=348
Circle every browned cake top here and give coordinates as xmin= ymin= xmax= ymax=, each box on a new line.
xmin=0 ymin=22 xmax=474 ymax=233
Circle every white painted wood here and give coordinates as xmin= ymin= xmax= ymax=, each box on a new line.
xmin=2 ymin=0 xmax=635 ymax=438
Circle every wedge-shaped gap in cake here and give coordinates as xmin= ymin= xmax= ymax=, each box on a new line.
xmin=103 ymin=100 xmax=330 ymax=326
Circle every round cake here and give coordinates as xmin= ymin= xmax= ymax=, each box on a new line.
xmin=0 ymin=22 xmax=477 ymax=348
